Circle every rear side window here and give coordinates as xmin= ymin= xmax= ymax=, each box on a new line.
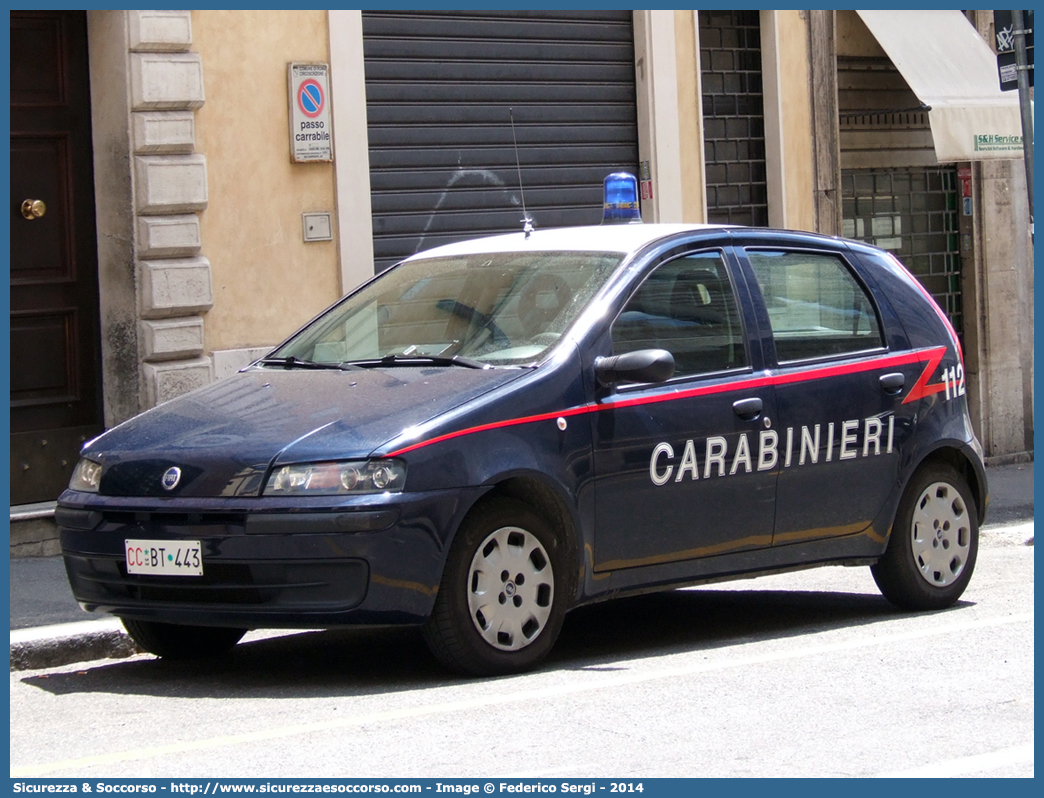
xmin=612 ymin=251 xmax=747 ymax=378
xmin=747 ymin=250 xmax=884 ymax=362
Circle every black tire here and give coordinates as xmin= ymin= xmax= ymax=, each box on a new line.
xmin=122 ymin=619 xmax=246 ymax=660
xmin=872 ymin=463 xmax=979 ymax=610
xmin=423 ymin=498 xmax=572 ymax=676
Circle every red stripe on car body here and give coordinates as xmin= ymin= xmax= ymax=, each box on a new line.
xmin=386 ymin=346 xmax=950 ymax=457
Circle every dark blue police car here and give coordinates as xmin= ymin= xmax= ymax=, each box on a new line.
xmin=58 ymin=178 xmax=986 ymax=675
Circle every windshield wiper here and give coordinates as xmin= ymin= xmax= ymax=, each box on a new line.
xmin=343 ymin=354 xmax=489 ymax=370
xmin=258 ymin=356 xmax=357 ymax=371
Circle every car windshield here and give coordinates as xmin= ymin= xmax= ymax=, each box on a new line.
xmin=268 ymin=251 xmax=624 ymax=367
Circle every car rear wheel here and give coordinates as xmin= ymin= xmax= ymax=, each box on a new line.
xmin=423 ymin=498 xmax=570 ymax=676
xmin=872 ymin=463 xmax=978 ymax=610
xmin=122 ymin=619 xmax=247 ymax=660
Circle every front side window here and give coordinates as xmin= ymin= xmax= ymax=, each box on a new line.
xmin=270 ymin=252 xmax=624 ymax=367
xmin=611 ymin=251 xmax=748 ymax=378
xmin=747 ymin=250 xmax=884 ymax=363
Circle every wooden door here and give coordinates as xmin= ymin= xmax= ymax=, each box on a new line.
xmin=10 ymin=11 xmax=103 ymax=505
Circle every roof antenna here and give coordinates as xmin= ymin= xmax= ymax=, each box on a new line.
xmin=509 ymin=108 xmax=534 ymax=238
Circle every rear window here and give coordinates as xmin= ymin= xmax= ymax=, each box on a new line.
xmin=747 ymin=250 xmax=884 ymax=362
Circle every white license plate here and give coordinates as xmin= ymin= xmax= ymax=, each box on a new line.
xmin=125 ymin=539 xmax=203 ymax=576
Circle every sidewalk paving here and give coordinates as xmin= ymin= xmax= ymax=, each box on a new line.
xmin=9 ymin=462 xmax=1033 ymax=671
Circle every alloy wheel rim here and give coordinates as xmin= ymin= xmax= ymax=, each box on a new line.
xmin=467 ymin=526 xmax=554 ymax=651
xmin=910 ymin=481 xmax=971 ymax=587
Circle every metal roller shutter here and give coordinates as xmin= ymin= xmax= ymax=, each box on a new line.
xmin=838 ymin=56 xmax=936 ymax=169
xmin=362 ymin=11 xmax=639 ymax=272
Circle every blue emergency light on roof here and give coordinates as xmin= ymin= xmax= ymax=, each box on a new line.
xmin=602 ymin=172 xmax=642 ymax=224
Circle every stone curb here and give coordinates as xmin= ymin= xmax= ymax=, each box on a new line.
xmin=9 ymin=620 xmax=141 ymax=672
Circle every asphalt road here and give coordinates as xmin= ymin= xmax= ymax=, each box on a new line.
xmin=10 ymin=524 xmax=1033 ymax=779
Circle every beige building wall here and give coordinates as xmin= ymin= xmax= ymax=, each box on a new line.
xmin=761 ymin=10 xmax=816 ymax=232
xmin=836 ymin=10 xmax=886 ymax=59
xmin=86 ymin=10 xmax=347 ymax=419
xmin=88 ymin=10 xmax=216 ymax=419
xmin=632 ymin=11 xmax=683 ymax=223
xmin=661 ymin=11 xmax=817 ymax=229
xmin=972 ymin=160 xmax=1035 ymax=460
xmin=673 ymin=10 xmax=707 ymax=223
xmin=192 ymin=10 xmax=341 ymax=368
xmin=968 ymin=11 xmax=1034 ymax=461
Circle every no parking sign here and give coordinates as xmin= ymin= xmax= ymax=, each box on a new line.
xmin=288 ymin=62 xmax=333 ymax=163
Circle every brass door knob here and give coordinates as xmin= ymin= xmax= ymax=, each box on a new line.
xmin=21 ymin=199 xmax=46 ymax=220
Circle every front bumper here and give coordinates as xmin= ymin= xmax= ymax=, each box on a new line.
xmin=58 ymin=488 xmax=481 ymax=628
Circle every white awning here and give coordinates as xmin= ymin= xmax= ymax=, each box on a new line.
xmin=857 ymin=10 xmax=1024 ymax=161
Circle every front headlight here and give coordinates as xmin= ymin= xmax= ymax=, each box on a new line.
xmin=69 ymin=458 xmax=102 ymax=492
xmin=263 ymin=459 xmax=406 ymax=496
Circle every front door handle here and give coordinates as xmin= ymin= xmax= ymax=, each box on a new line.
xmin=732 ymin=397 xmax=763 ymax=420
xmin=880 ymin=372 xmax=905 ymax=394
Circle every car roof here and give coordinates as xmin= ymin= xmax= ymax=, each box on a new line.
xmin=404 ymin=223 xmax=736 ymax=261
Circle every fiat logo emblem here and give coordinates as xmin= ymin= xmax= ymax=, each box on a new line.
xmin=161 ymin=467 xmax=182 ymax=491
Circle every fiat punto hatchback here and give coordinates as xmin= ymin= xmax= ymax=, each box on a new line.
xmin=59 ymin=195 xmax=987 ymax=675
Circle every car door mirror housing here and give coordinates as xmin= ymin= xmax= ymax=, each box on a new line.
xmin=595 ymin=349 xmax=675 ymax=386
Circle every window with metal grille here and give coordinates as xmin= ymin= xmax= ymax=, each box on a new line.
xmin=699 ymin=10 xmax=768 ymax=227
xmin=841 ymin=167 xmax=962 ymax=337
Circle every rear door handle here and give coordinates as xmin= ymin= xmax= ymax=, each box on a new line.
xmin=880 ymin=372 xmax=905 ymax=394
xmin=732 ymin=397 xmax=763 ymax=420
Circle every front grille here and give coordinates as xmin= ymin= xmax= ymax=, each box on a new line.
xmin=100 ymin=460 xmax=206 ymax=497
xmin=92 ymin=511 xmax=248 ymax=539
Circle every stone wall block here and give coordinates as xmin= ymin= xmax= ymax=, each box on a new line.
xmin=130 ymin=52 xmax=205 ymax=110
xmin=134 ymin=154 xmax=208 ymax=214
xmin=139 ymin=256 xmax=214 ymax=319
xmin=141 ymin=317 xmax=205 ymax=361
xmin=132 ymin=111 xmax=195 ymax=154
xmin=212 ymin=347 xmax=273 ymax=380
xmin=143 ymin=357 xmax=213 ymax=408
xmin=129 ymin=11 xmax=193 ymax=52
xmin=138 ymin=214 xmax=202 ymax=258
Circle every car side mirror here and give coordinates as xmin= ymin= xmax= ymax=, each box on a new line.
xmin=594 ymin=349 xmax=675 ymax=387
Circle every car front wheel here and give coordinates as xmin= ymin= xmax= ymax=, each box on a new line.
xmin=122 ymin=619 xmax=247 ymax=660
xmin=872 ymin=463 xmax=979 ymax=610
xmin=423 ymin=498 xmax=570 ymax=676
